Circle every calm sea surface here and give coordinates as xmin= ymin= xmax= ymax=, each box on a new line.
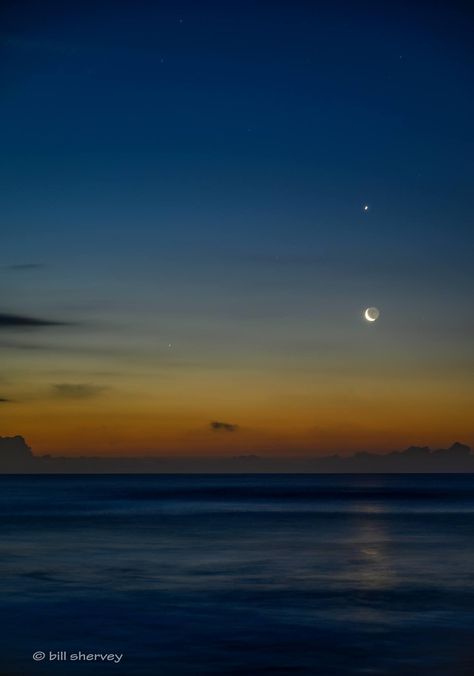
xmin=0 ymin=474 xmax=473 ymax=675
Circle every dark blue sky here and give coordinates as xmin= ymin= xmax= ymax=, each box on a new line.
xmin=1 ymin=1 xmax=473 ymax=455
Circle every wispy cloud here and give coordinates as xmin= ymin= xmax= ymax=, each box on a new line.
xmin=52 ymin=383 xmax=107 ymax=400
xmin=2 ymin=263 xmax=46 ymax=271
xmin=210 ymin=421 xmax=239 ymax=432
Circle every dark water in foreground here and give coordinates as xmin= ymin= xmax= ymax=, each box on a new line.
xmin=0 ymin=474 xmax=473 ymax=675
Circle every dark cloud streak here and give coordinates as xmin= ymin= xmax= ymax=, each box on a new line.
xmin=0 ymin=312 xmax=70 ymax=328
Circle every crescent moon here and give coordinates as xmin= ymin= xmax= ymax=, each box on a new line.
xmin=364 ymin=307 xmax=380 ymax=322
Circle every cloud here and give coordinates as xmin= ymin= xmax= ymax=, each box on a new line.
xmin=52 ymin=383 xmax=107 ymax=399
xmin=3 ymin=263 xmax=45 ymax=271
xmin=210 ymin=421 xmax=239 ymax=432
xmin=0 ymin=312 xmax=69 ymax=328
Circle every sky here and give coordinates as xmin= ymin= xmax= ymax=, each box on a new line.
xmin=1 ymin=0 xmax=473 ymax=457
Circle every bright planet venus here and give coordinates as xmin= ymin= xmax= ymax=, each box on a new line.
xmin=364 ymin=307 xmax=380 ymax=322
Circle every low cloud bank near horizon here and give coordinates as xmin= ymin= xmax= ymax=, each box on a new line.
xmin=0 ymin=436 xmax=473 ymax=473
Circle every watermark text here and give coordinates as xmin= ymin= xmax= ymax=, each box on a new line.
xmin=33 ymin=651 xmax=123 ymax=664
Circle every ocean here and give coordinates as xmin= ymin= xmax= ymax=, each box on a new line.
xmin=0 ymin=474 xmax=473 ymax=675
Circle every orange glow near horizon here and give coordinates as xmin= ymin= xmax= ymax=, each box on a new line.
xmin=3 ymin=357 xmax=473 ymax=457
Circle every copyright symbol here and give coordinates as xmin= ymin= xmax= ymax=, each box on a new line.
xmin=33 ymin=651 xmax=45 ymax=661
